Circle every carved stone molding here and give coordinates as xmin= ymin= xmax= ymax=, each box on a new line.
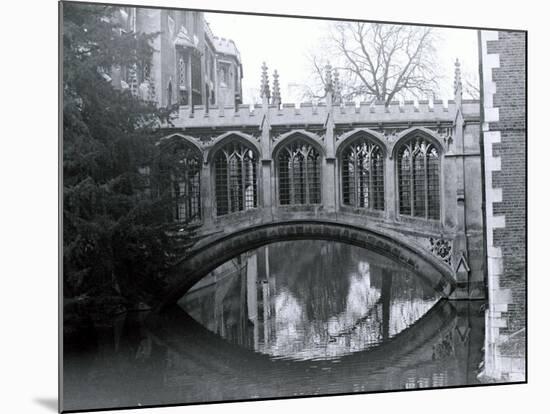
xmin=429 ymin=237 xmax=452 ymax=266
xmin=197 ymin=136 xmax=216 ymax=147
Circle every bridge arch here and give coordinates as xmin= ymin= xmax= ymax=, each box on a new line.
xmin=159 ymin=220 xmax=456 ymax=308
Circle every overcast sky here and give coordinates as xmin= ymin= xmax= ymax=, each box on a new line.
xmin=205 ymin=12 xmax=479 ymax=104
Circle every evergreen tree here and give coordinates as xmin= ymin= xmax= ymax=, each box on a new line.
xmin=62 ymin=3 xmax=185 ymax=313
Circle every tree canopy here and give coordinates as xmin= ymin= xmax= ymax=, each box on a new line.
xmin=63 ymin=3 xmax=183 ymax=311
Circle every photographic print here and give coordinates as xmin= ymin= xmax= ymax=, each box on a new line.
xmin=60 ymin=1 xmax=527 ymax=412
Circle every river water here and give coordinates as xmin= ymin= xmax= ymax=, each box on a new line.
xmin=63 ymin=240 xmax=486 ymax=412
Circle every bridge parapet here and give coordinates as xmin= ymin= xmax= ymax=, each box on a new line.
xmin=173 ymin=100 xmax=480 ymax=129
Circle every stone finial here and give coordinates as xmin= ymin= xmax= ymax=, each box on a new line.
xmin=333 ymin=69 xmax=342 ymax=104
xmin=454 ymin=58 xmax=463 ymax=95
xmin=260 ymin=62 xmax=271 ymax=100
xmin=324 ymin=63 xmax=333 ymax=94
xmin=272 ymin=69 xmax=281 ymax=107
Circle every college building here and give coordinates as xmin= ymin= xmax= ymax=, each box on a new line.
xmin=110 ymin=7 xmax=243 ymax=109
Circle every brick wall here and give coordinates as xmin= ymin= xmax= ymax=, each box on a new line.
xmin=487 ymin=31 xmax=526 ymax=336
xmin=480 ymin=30 xmax=526 ymax=382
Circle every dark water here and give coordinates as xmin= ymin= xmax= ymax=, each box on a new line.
xmin=63 ymin=240 xmax=485 ymax=412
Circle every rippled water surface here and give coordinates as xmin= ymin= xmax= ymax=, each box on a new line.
xmin=63 ymin=240 xmax=486 ymax=412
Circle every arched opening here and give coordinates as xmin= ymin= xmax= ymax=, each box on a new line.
xmin=397 ymin=136 xmax=440 ymax=220
xmin=160 ymin=220 xmax=456 ymax=307
xmin=276 ymin=137 xmax=321 ymax=205
xmin=213 ymin=140 xmax=258 ymax=216
xmin=158 ymin=137 xmax=202 ymax=223
xmin=340 ymin=134 xmax=385 ymax=210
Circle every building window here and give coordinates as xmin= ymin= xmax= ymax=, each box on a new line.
xmin=191 ymin=54 xmax=202 ymax=105
xmin=142 ymin=63 xmax=150 ymax=83
xmin=277 ymin=138 xmax=321 ymax=205
xmin=209 ymin=53 xmax=214 ymax=83
xmin=397 ymin=137 xmax=440 ymax=220
xmin=219 ymin=65 xmax=228 ymax=86
xmin=160 ymin=140 xmax=201 ymax=223
xmin=177 ymin=55 xmax=188 ymax=105
xmin=214 ymin=141 xmax=258 ymax=216
xmin=127 ymin=63 xmax=138 ymax=96
xmin=341 ymin=136 xmax=384 ymax=210
xmin=178 ymin=57 xmax=186 ymax=87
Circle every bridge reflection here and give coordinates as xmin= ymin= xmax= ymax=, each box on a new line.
xmin=145 ymin=300 xmax=483 ymax=405
xmin=179 ymin=241 xmax=442 ymax=360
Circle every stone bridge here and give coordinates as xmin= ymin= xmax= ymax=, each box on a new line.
xmin=156 ymin=62 xmax=485 ymax=306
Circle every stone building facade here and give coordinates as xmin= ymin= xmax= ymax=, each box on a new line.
xmin=479 ymin=30 xmax=526 ymax=382
xmin=111 ymin=7 xmax=242 ymax=109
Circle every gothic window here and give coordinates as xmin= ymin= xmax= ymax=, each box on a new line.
xmin=127 ymin=63 xmax=138 ymax=96
xmin=142 ymin=63 xmax=150 ymax=82
xmin=214 ymin=141 xmax=258 ymax=216
xmin=397 ymin=137 xmax=440 ymax=220
xmin=178 ymin=57 xmax=186 ymax=88
xmin=341 ymin=135 xmax=384 ymax=210
xmin=209 ymin=53 xmax=214 ymax=83
xmin=277 ymin=138 xmax=321 ymax=205
xmin=204 ymin=51 xmax=209 ymax=81
xmin=160 ymin=139 xmax=201 ymax=223
xmin=191 ymin=54 xmax=202 ymax=104
xmin=177 ymin=54 xmax=188 ymax=104
xmin=219 ymin=66 xmax=228 ymax=86
xmin=234 ymin=66 xmax=239 ymax=91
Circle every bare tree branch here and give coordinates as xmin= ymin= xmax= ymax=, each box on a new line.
xmin=462 ymin=70 xmax=480 ymax=99
xmin=306 ymin=22 xmax=440 ymax=106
